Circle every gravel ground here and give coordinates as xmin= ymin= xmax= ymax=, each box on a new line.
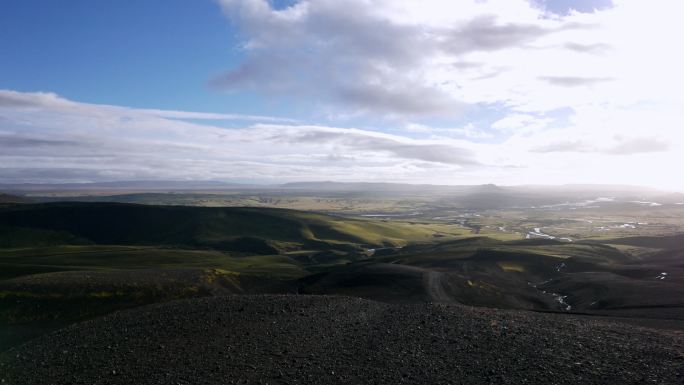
xmin=1 ymin=295 xmax=683 ymax=384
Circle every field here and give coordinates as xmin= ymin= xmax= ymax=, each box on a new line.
xmin=2 ymin=187 xmax=684 ymax=352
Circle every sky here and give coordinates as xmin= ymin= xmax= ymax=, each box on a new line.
xmin=1 ymin=0 xmax=683 ymax=189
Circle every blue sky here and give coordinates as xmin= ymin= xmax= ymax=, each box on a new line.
xmin=0 ymin=0 xmax=596 ymax=129
xmin=1 ymin=1 xmax=683 ymax=189
xmin=1 ymin=0 xmax=261 ymax=113
xmin=532 ymin=0 xmax=613 ymax=14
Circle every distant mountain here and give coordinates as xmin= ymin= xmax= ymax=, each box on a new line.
xmin=0 ymin=180 xmax=259 ymax=192
xmin=1 ymin=181 xmax=673 ymax=208
xmin=0 ymin=193 xmax=29 ymax=203
xmin=280 ymin=181 xmax=440 ymax=191
xmin=466 ymin=183 xmax=505 ymax=193
xmin=279 ymin=181 xmax=497 ymax=194
xmin=4 ymin=180 xmax=508 ymax=196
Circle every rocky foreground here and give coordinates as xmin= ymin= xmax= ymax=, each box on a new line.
xmin=1 ymin=295 xmax=683 ymax=384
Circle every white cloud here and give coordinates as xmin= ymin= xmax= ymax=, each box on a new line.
xmin=405 ymin=123 xmax=493 ymax=139
xmin=530 ymin=136 xmax=669 ymax=155
xmin=213 ymin=0 xmax=575 ymax=118
xmin=0 ymin=86 xmax=682 ymax=189
xmin=2 ymin=1 xmax=684 ymax=189
xmin=213 ymin=1 xmax=684 ymax=128
xmin=214 ymin=0 xmax=666 ymax=116
xmin=0 ymin=90 xmax=486 ymax=184
xmin=0 ymin=89 xmax=296 ymax=123
xmin=491 ymin=114 xmax=552 ymax=133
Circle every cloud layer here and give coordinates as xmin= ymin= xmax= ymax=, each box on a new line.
xmin=207 ymin=1 xmax=684 ymax=191
xmin=212 ymin=0 xmax=577 ymax=117
xmin=212 ymin=0 xmax=645 ymax=119
xmin=0 ymin=90 xmax=485 ymax=184
xmin=2 ymin=1 xmax=684 ymax=189
xmin=1 ymin=87 xmax=682 ymax=189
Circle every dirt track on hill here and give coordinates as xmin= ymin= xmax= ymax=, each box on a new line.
xmin=423 ymin=271 xmax=451 ymax=303
xmin=1 ymin=295 xmax=683 ymax=385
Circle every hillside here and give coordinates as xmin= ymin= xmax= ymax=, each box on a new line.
xmin=300 ymin=237 xmax=684 ymax=319
xmin=2 ymin=203 xmax=684 ymax=354
xmin=0 ymin=202 xmax=465 ymax=251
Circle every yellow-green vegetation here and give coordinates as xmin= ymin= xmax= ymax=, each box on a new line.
xmin=88 ymin=291 xmax=121 ymax=299
xmin=605 ymin=244 xmax=662 ymax=257
xmin=0 ymin=203 xmax=482 ymax=281
xmin=311 ymin=218 xmax=470 ymax=246
xmin=497 ymin=262 xmax=525 ymax=273
xmin=0 ymin=203 xmax=468 ymax=250
xmin=38 ymin=192 xmax=431 ymax=214
xmin=0 ymin=247 xmax=310 ymax=280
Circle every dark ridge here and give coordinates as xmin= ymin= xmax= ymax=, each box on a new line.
xmin=0 ymin=193 xmax=29 ymax=204
xmin=0 ymin=202 xmax=370 ymax=252
xmin=603 ymin=234 xmax=684 ymax=250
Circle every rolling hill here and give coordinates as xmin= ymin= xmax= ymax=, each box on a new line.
xmin=0 ymin=202 xmax=466 ymax=252
xmin=1 ymin=202 xmax=683 ymax=353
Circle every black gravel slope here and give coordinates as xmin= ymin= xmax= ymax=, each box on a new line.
xmin=1 ymin=295 xmax=683 ymax=385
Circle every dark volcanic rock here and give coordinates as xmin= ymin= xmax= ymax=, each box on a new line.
xmin=1 ymin=295 xmax=682 ymax=384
